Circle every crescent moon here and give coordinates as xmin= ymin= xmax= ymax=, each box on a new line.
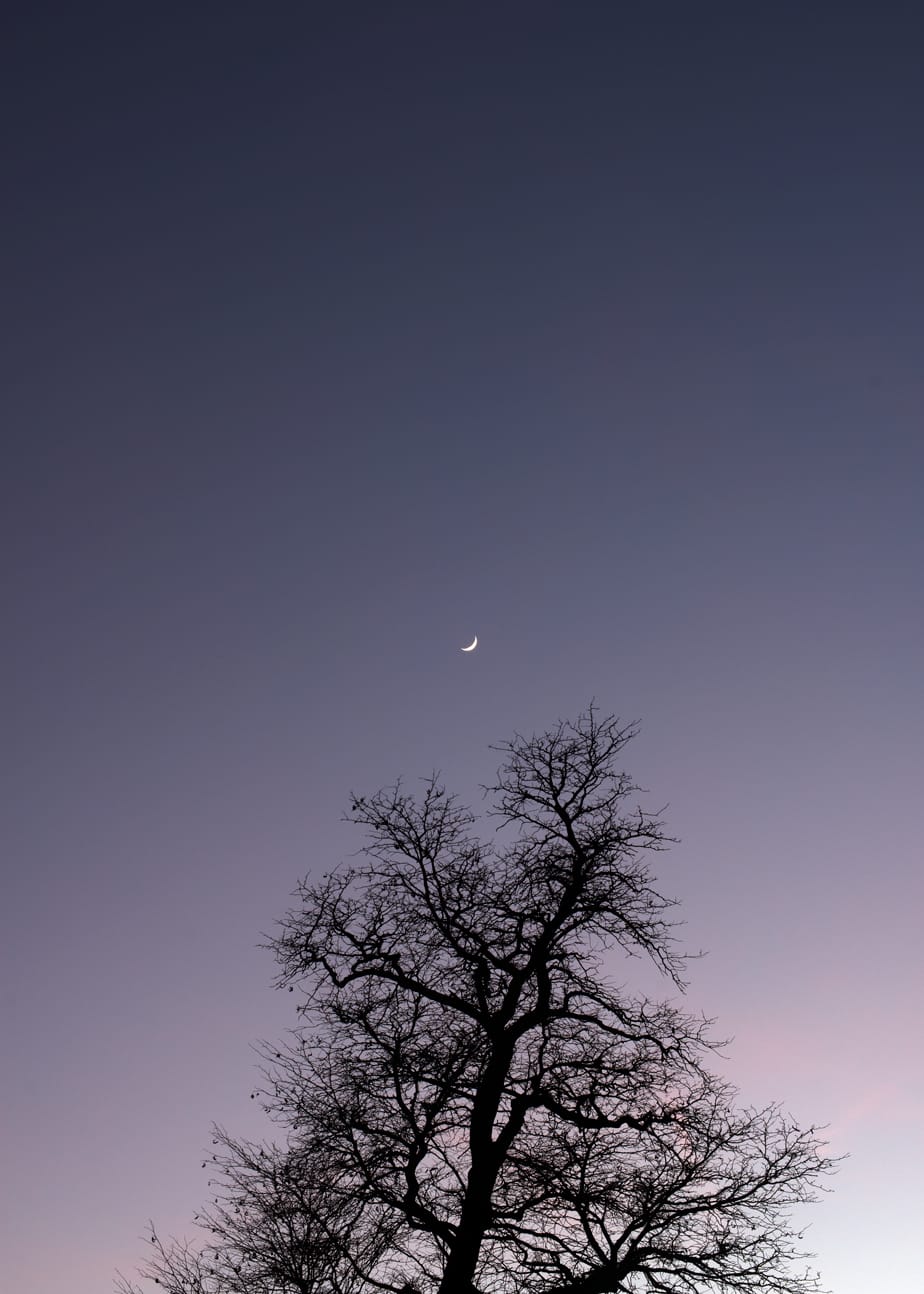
xmin=461 ymin=636 xmax=478 ymax=652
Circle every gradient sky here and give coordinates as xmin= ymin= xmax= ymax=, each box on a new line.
xmin=3 ymin=5 xmax=922 ymax=1292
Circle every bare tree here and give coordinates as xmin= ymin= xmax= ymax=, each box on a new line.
xmin=262 ymin=709 xmax=835 ymax=1294
xmin=120 ymin=709 xmax=834 ymax=1294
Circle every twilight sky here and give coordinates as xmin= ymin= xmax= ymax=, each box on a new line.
xmin=3 ymin=5 xmax=923 ymax=1292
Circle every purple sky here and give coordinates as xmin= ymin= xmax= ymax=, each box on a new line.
xmin=3 ymin=6 xmax=922 ymax=1292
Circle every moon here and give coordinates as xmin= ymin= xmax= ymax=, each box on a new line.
xmin=461 ymin=635 xmax=478 ymax=652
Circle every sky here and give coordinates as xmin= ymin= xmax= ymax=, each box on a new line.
xmin=2 ymin=4 xmax=922 ymax=1291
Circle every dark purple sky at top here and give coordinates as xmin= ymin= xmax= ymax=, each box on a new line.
xmin=2 ymin=5 xmax=922 ymax=1292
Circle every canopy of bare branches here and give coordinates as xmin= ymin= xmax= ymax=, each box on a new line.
xmin=121 ymin=710 xmax=834 ymax=1294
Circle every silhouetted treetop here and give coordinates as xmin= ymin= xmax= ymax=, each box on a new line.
xmin=122 ymin=708 xmax=834 ymax=1294
xmin=265 ymin=709 xmax=833 ymax=1294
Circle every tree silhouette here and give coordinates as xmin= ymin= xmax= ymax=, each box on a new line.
xmin=123 ymin=709 xmax=834 ymax=1294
